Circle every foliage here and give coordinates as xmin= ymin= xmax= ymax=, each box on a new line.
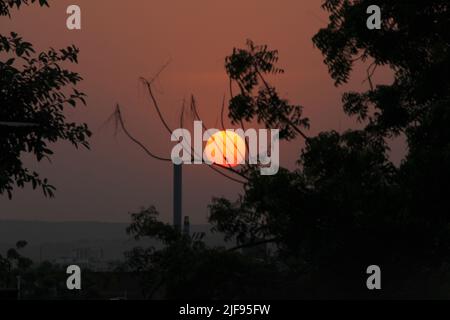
xmin=313 ymin=1 xmax=450 ymax=137
xmin=127 ymin=9 xmax=450 ymax=295
xmin=226 ymin=39 xmax=309 ymax=140
xmin=124 ymin=207 xmax=285 ymax=299
xmin=0 ymin=241 xmax=32 ymax=288
xmin=0 ymin=0 xmax=91 ymax=198
xmin=207 ymin=2 xmax=450 ymax=298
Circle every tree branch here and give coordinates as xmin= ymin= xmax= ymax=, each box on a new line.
xmin=363 ymin=62 xmax=377 ymax=91
xmin=220 ymin=94 xmax=227 ymax=131
xmin=256 ymin=71 xmax=309 ymax=140
xmin=190 ymin=96 xmax=249 ymax=181
xmin=140 ymin=77 xmax=173 ymax=135
xmin=114 ymin=104 xmax=172 ymax=162
xmin=114 ymin=64 xmax=248 ymax=184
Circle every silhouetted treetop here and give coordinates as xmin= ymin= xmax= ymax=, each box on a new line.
xmin=313 ymin=1 xmax=450 ymax=136
xmin=0 ymin=0 xmax=90 ymax=198
xmin=225 ymin=40 xmax=309 ymax=140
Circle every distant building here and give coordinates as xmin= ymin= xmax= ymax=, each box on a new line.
xmin=52 ymin=247 xmax=109 ymax=271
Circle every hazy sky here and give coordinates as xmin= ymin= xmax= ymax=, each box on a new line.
xmin=0 ymin=0 xmax=397 ymax=224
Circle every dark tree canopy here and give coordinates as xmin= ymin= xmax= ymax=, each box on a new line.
xmin=124 ymin=207 xmax=287 ymax=299
xmin=209 ymin=2 xmax=450 ymax=298
xmin=313 ymin=1 xmax=450 ymax=136
xmin=2 ymin=1 xmax=443 ymax=299
xmin=127 ymin=5 xmax=450 ymax=294
xmin=226 ymin=39 xmax=309 ymax=140
xmin=0 ymin=0 xmax=91 ymax=198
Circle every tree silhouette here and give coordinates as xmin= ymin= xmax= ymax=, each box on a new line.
xmin=124 ymin=206 xmax=286 ymax=299
xmin=0 ymin=241 xmax=32 ymax=289
xmin=136 ymin=1 xmax=450 ymax=298
xmin=0 ymin=0 xmax=91 ymax=198
xmin=67 ymin=1 xmax=449 ymax=298
xmin=207 ymin=2 xmax=450 ymax=298
xmin=226 ymin=40 xmax=309 ymax=140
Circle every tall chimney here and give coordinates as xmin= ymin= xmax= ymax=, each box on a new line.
xmin=173 ymin=163 xmax=182 ymax=231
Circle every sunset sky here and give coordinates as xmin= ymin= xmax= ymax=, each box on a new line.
xmin=0 ymin=0 xmax=398 ymax=224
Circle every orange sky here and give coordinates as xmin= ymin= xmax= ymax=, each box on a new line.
xmin=0 ymin=0 xmax=399 ymax=223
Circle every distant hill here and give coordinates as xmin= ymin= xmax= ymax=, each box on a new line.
xmin=0 ymin=220 xmax=226 ymax=262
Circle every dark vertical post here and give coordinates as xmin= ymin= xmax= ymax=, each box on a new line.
xmin=173 ymin=163 xmax=182 ymax=231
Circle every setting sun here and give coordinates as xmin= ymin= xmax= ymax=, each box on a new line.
xmin=204 ymin=130 xmax=246 ymax=167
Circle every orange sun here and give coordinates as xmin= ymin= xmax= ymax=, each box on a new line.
xmin=205 ymin=131 xmax=246 ymax=167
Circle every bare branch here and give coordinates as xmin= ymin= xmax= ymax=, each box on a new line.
xmin=140 ymin=77 xmax=173 ymax=135
xmin=363 ymin=62 xmax=377 ymax=91
xmin=115 ymin=101 xmax=246 ymax=184
xmin=255 ymin=71 xmax=309 ymax=140
xmin=210 ymin=165 xmax=247 ymax=184
xmin=227 ymin=78 xmax=250 ymax=153
xmin=220 ymin=94 xmax=227 ymax=131
xmin=147 ymin=59 xmax=172 ymax=85
xmin=98 ymin=110 xmax=119 ymax=135
xmin=180 ymin=99 xmax=246 ymax=184
xmin=351 ymin=52 xmax=367 ymax=62
xmin=190 ymin=96 xmax=249 ymax=181
xmin=180 ymin=98 xmax=186 ymax=129
xmin=112 ymin=63 xmax=248 ymax=184
xmin=114 ymin=104 xmax=172 ymax=162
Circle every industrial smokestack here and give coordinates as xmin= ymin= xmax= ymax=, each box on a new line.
xmin=173 ymin=163 xmax=182 ymax=231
